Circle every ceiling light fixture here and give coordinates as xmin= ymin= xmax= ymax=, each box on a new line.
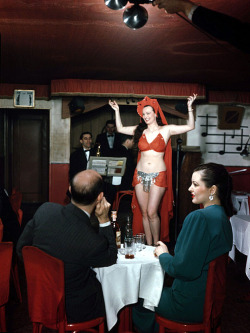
xmin=105 ymin=0 xmax=154 ymax=29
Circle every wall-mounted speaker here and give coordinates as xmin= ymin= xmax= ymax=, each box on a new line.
xmin=68 ymin=97 xmax=85 ymax=114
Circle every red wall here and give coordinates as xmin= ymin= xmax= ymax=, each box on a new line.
xmin=49 ymin=164 xmax=70 ymax=205
xmin=226 ymin=166 xmax=250 ymax=193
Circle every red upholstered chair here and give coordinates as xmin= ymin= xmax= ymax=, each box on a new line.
xmin=0 ymin=219 xmax=3 ymax=242
xmin=155 ymin=253 xmax=228 ymax=333
xmin=22 ymin=246 xmax=105 ymax=333
xmin=9 ymin=188 xmax=23 ymax=226
xmin=8 ymin=188 xmax=23 ymax=303
xmin=112 ymin=190 xmax=134 ymax=211
xmin=0 ymin=242 xmax=13 ymax=332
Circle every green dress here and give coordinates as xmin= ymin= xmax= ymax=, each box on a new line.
xmin=132 ymin=205 xmax=233 ymax=332
xmin=157 ymin=205 xmax=233 ymax=322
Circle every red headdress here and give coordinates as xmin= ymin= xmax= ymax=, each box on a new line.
xmin=137 ymin=96 xmax=167 ymax=125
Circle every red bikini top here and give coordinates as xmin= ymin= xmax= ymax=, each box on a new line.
xmin=138 ymin=133 xmax=166 ymax=153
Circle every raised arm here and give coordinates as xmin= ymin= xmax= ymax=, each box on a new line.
xmin=168 ymin=93 xmax=197 ymax=136
xmin=109 ymin=100 xmax=137 ymax=135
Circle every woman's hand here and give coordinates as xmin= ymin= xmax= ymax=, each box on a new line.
xmin=154 ymin=241 xmax=169 ymax=257
xmin=109 ymin=100 xmax=119 ymax=112
xmin=187 ymin=93 xmax=197 ymax=110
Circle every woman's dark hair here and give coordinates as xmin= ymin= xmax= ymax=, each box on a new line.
xmin=133 ymin=105 xmax=164 ymax=146
xmin=70 ymin=174 xmax=103 ymax=205
xmin=193 ymin=163 xmax=234 ymax=216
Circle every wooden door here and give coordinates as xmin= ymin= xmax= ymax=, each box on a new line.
xmin=5 ymin=109 xmax=49 ymax=203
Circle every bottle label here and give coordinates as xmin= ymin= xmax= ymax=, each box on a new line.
xmin=111 ymin=211 xmax=117 ymax=221
xmin=116 ymin=230 xmax=121 ymax=248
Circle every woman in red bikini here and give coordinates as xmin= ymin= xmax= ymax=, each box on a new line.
xmin=109 ymin=94 xmax=197 ymax=245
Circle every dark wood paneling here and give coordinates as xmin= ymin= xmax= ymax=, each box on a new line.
xmin=172 ymin=149 xmax=201 ymax=236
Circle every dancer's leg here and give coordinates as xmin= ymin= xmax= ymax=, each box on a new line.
xmin=147 ymin=185 xmax=166 ymax=244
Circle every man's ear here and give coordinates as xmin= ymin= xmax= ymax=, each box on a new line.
xmin=68 ymin=185 xmax=71 ymax=194
xmin=97 ymin=192 xmax=104 ymax=202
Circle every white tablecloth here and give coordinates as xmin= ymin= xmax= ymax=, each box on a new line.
xmin=229 ymin=215 xmax=250 ymax=279
xmin=94 ymin=245 xmax=165 ymax=331
xmin=231 ymin=193 xmax=249 ymax=215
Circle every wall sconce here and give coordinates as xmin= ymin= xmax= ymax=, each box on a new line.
xmin=105 ymin=0 xmax=154 ymax=29
xmin=240 ymin=136 xmax=250 ymax=157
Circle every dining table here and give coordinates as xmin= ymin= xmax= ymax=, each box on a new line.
xmin=94 ymin=245 xmax=165 ymax=331
xmin=231 ymin=192 xmax=250 ymax=215
xmin=229 ymin=214 xmax=250 ymax=279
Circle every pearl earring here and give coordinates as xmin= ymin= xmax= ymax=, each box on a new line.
xmin=209 ymin=194 xmax=214 ymax=201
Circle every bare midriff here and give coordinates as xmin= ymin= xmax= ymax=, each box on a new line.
xmin=137 ymin=150 xmax=166 ymax=173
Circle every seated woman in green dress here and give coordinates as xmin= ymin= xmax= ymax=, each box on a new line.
xmin=133 ymin=162 xmax=233 ymax=333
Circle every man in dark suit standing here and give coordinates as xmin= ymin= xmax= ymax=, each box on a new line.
xmin=95 ymin=120 xmax=122 ymax=157
xmin=95 ymin=120 xmax=123 ymax=205
xmin=16 ymin=170 xmax=117 ymax=323
xmin=69 ymin=131 xmax=95 ymax=181
xmin=116 ymin=134 xmax=136 ymax=191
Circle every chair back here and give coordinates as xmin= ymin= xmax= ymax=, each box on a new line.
xmin=155 ymin=253 xmax=229 ymax=333
xmin=22 ymin=246 xmax=65 ymax=328
xmin=0 ymin=242 xmax=13 ymax=306
xmin=203 ymin=253 xmax=228 ymax=329
xmin=9 ymin=189 xmax=23 ymax=225
xmin=0 ymin=219 xmax=3 ymax=242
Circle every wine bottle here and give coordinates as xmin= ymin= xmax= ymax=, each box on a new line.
xmin=111 ymin=210 xmax=121 ymax=248
xmin=124 ymin=215 xmax=133 ymax=241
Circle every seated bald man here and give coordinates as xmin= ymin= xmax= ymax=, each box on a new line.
xmin=17 ymin=170 xmax=117 ymax=323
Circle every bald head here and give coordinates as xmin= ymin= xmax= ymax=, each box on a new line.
xmin=70 ymin=170 xmax=103 ymax=205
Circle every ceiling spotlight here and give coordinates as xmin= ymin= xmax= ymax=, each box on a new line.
xmin=105 ymin=0 xmax=154 ymax=29
xmin=104 ymin=0 xmax=128 ymax=10
xmin=123 ymin=4 xmax=148 ymax=29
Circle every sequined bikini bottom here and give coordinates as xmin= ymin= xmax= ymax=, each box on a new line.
xmin=132 ymin=169 xmax=168 ymax=192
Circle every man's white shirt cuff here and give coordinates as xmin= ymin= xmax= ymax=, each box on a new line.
xmin=100 ymin=221 xmax=111 ymax=227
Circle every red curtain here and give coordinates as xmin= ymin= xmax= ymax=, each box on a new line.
xmin=0 ymin=83 xmax=49 ymax=99
xmin=209 ymin=90 xmax=250 ymax=104
xmin=51 ymin=79 xmax=206 ymax=99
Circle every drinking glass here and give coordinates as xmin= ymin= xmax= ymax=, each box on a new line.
xmin=125 ymin=237 xmax=135 ymax=259
xmin=134 ymin=234 xmax=143 ymax=252
xmin=137 ymin=233 xmax=146 ymax=248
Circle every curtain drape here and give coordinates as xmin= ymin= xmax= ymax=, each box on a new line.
xmin=51 ymin=79 xmax=206 ymax=99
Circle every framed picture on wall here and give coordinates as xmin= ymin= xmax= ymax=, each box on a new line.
xmin=13 ymin=89 xmax=35 ymax=108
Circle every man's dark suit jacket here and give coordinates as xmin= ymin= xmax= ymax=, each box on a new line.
xmin=69 ymin=147 xmax=95 ymax=180
xmin=16 ymin=202 xmax=117 ymax=323
xmin=0 ymin=187 xmax=21 ymax=246
xmin=95 ymin=132 xmax=122 ymax=157
xmin=115 ymin=146 xmax=136 ymax=190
